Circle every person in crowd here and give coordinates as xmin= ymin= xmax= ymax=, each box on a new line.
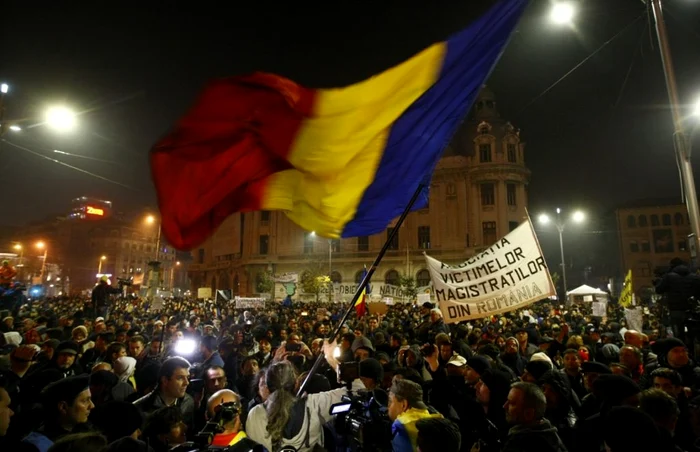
xmin=603 ymin=406 xmax=663 ymax=451
xmin=80 ymin=332 xmax=112 ymax=369
xmin=198 ymin=336 xmax=225 ymax=377
xmin=89 ymin=400 xmax=143 ymax=443
xmin=502 ymin=381 xmax=567 ymax=452
xmin=22 ymin=375 xmax=94 ymax=451
xmin=253 ymin=336 xmax=274 ymax=368
xmin=515 ymin=327 xmax=538 ymax=359
xmin=501 ymin=336 xmax=526 ymax=376
xmin=205 ymin=389 xmax=257 ymax=449
xmin=539 ymin=370 xmax=577 ymax=450
xmin=141 ymin=406 xmax=187 ymax=452
xmin=389 ymin=378 xmax=443 ymax=452
xmin=415 ymin=417 xmax=461 ymax=452
xmin=655 ymin=257 xmax=700 ymax=341
xmin=134 ymin=357 xmax=194 ymax=430
xmin=90 ymin=276 xmax=122 ymax=320
xmin=246 ymin=349 xmax=364 ymax=451
xmin=644 ymin=337 xmax=700 ymax=391
xmin=46 ymin=432 xmax=108 ymax=452
xmin=639 ymin=389 xmax=683 ymax=452
xmin=560 ymin=348 xmax=586 ymax=401
xmin=0 ymin=374 xmax=14 ymax=438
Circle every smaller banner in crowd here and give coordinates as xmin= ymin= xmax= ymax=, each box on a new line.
xmin=425 ymin=220 xmax=556 ymax=324
xmin=234 ymin=296 xmax=266 ymax=309
xmin=625 ymin=307 xmax=643 ymax=332
xmin=619 ymin=269 xmax=633 ymax=307
xmin=197 ymin=287 xmax=212 ymax=299
xmin=591 ymin=301 xmax=607 ymax=318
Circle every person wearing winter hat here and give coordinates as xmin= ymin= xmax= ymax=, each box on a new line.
xmin=643 ymin=337 xmax=700 ymax=390
xmin=465 ymin=356 xmax=491 ymax=386
xmin=521 ymin=359 xmax=552 ymax=383
xmin=539 ymin=370 xmax=577 ymax=451
xmin=476 ymin=368 xmax=512 ymax=439
xmin=359 ymin=358 xmax=384 ymax=390
xmin=415 ymin=417 xmax=461 ymax=452
xmin=113 ymin=356 xmax=137 ymax=388
xmin=501 ymin=336 xmax=526 ymax=377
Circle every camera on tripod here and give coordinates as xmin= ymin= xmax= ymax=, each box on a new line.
xmin=329 ymin=390 xmax=393 ymax=451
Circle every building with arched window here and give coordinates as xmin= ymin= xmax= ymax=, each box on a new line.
xmin=616 ymin=200 xmax=692 ymax=302
xmin=187 ymin=87 xmax=531 ymax=302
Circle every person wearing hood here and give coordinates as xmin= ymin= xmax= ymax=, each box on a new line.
xmin=114 ymin=356 xmax=137 ymax=389
xmin=521 ymin=353 xmax=553 ymax=383
xmin=539 ymin=370 xmax=577 ymax=451
xmin=501 ymin=337 xmax=526 ymax=377
xmin=28 ymin=341 xmax=83 ymax=379
xmin=502 ymin=381 xmax=567 ymax=452
xmin=476 ymin=368 xmax=512 ymax=445
xmin=398 ymin=344 xmax=432 ymax=382
xmin=655 ymin=257 xmax=700 ymax=341
xmin=515 ymin=327 xmax=539 ymax=360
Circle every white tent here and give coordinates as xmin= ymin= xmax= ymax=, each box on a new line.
xmin=566 ymin=284 xmax=609 ymax=303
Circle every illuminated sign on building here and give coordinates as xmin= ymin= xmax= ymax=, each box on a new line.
xmin=86 ymin=206 xmax=105 ymax=216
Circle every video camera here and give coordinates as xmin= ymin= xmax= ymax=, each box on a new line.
xmin=329 ymin=390 xmax=393 ymax=452
xmin=117 ymin=277 xmax=133 ymax=287
xmin=170 ymin=401 xmax=263 ymax=452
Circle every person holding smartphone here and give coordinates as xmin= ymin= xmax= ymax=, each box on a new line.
xmin=273 ymin=333 xmax=312 ymax=362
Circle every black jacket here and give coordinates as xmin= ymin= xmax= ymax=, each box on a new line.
xmin=91 ymin=282 xmax=121 ymax=308
xmin=502 ymin=419 xmax=568 ymax=452
xmin=655 ymin=265 xmax=700 ymax=311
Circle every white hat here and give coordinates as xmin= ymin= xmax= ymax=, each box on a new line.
xmin=95 ymin=317 xmax=105 ymax=323
xmin=447 ymin=354 xmax=467 ymax=367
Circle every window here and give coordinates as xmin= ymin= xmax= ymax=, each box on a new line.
xmin=507 ymin=184 xmax=517 ymax=206
xmin=627 ymin=215 xmax=636 ymax=228
xmin=198 ymin=249 xmax=205 ymax=264
xmin=330 ymin=271 xmax=342 ymax=284
xmin=385 ymin=269 xmax=400 ymax=286
xmin=387 ymin=228 xmax=399 ymax=251
xmin=357 ymin=236 xmax=369 ymax=252
xmin=662 ymin=214 xmax=671 ymax=226
xmin=507 ymin=143 xmax=517 ymax=163
xmin=416 ymin=269 xmax=431 ymax=287
xmin=641 ymin=241 xmax=650 ymax=252
xmin=639 ymin=215 xmax=648 ymax=227
xmin=303 ymin=232 xmax=314 ymax=254
xmin=483 ymin=222 xmax=497 ymax=246
xmin=479 ymin=144 xmax=492 ymax=162
xmin=630 ymin=241 xmax=639 ymax=252
xmin=675 ymin=213 xmax=684 ymax=226
xmin=261 ymin=211 xmax=270 ymax=224
xmin=330 ymin=239 xmax=341 ymax=252
xmin=418 ymin=226 xmax=431 ymax=249
xmin=259 ymin=235 xmax=269 ymax=255
xmin=481 ymin=183 xmax=495 ymax=206
xmin=509 ymin=221 xmax=519 ymax=232
xmin=651 ymin=215 xmax=660 ymax=226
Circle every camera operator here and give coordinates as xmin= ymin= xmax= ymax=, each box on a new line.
xmin=206 ymin=389 xmax=259 ymax=449
xmin=246 ymin=340 xmax=365 ymax=451
xmin=655 ymin=258 xmax=700 ymax=341
xmin=91 ymin=276 xmax=122 ymax=320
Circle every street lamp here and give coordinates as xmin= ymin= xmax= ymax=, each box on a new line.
xmin=98 ymin=255 xmax=107 ymax=275
xmin=45 ymin=106 xmax=76 ymax=131
xmin=538 ymin=208 xmax=585 ymax=298
xmin=550 ymin=2 xmax=575 ymax=25
xmin=36 ymin=241 xmax=48 ymax=282
xmin=8 ymin=125 xmax=21 ymax=132
xmin=170 ymin=260 xmax=181 ymax=290
xmin=0 ymin=84 xmax=8 ymax=94
xmin=145 ymin=215 xmax=162 ymax=262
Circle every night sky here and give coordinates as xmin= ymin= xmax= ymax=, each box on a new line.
xmin=3 ymin=0 xmax=700 ymax=231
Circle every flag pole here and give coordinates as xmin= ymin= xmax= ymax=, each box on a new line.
xmin=297 ymin=183 xmax=425 ymax=396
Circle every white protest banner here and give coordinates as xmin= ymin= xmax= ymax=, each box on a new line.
xmin=416 ymin=293 xmax=431 ymax=305
xmin=591 ymin=301 xmax=607 ymax=317
xmin=425 ymin=220 xmax=555 ymax=323
xmin=625 ymin=307 xmax=643 ymax=332
xmin=234 ymin=297 xmax=266 ymax=309
xmin=274 ymin=272 xmax=299 ymax=283
xmin=197 ymin=287 xmax=212 ymax=299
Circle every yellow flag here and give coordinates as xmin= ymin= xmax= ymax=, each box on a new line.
xmin=619 ymin=270 xmax=633 ymax=307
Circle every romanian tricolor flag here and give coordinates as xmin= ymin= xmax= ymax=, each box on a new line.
xmin=355 ymin=268 xmax=370 ymax=318
xmin=150 ymin=1 xmax=528 ymax=250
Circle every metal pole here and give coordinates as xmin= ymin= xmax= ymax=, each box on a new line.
xmin=155 ymin=223 xmax=162 ymax=262
xmin=651 ymin=0 xmax=700 ymax=263
xmin=297 ymin=183 xmax=425 ymax=397
xmin=328 ymin=239 xmax=332 ymax=275
xmin=558 ymin=226 xmax=567 ymax=296
xmin=39 ymin=249 xmax=48 ymax=282
xmin=98 ymin=258 xmax=103 ymax=275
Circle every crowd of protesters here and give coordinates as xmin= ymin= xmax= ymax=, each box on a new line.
xmin=0 ymin=259 xmax=698 ymax=451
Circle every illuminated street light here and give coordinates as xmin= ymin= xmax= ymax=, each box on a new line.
xmin=13 ymin=244 xmax=21 ymax=251
xmin=538 ymin=208 xmax=586 ymax=297
xmin=145 ymin=215 xmax=156 ymax=225
xmin=0 ymin=84 xmax=8 ymax=94
xmin=694 ymin=97 xmax=700 ymax=117
xmin=550 ymin=2 xmax=575 ymax=25
xmin=45 ymin=106 xmax=77 ymax=131
xmin=98 ymin=255 xmax=107 ymax=275
xmin=310 ymin=231 xmax=316 ymax=237
xmin=9 ymin=125 xmax=21 ymax=132
xmin=36 ymin=241 xmax=46 ymax=250
xmin=35 ymin=241 xmax=48 ymax=281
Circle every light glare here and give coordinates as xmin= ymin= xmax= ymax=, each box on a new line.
xmin=538 ymin=214 xmax=551 ymax=224
xmin=174 ymin=339 xmax=197 ymax=356
xmin=694 ymin=98 xmax=700 ymax=117
xmin=572 ymin=211 xmax=585 ymax=223
xmin=550 ymin=2 xmax=575 ymax=25
xmin=0 ymin=84 xmax=8 ymax=94
xmin=9 ymin=125 xmax=21 ymax=132
xmin=45 ymin=106 xmax=76 ymax=131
